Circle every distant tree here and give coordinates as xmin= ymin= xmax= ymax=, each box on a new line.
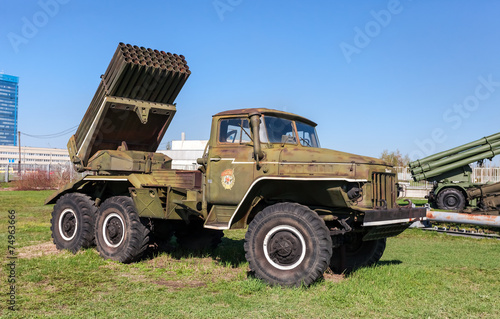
xmin=380 ymin=149 xmax=410 ymax=167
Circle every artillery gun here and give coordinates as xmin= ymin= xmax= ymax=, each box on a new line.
xmin=46 ymin=43 xmax=426 ymax=287
xmin=409 ymin=133 xmax=500 ymax=228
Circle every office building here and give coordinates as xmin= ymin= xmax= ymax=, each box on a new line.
xmin=0 ymin=74 xmax=19 ymax=146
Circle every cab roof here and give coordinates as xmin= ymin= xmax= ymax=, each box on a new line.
xmin=213 ymin=108 xmax=317 ymax=127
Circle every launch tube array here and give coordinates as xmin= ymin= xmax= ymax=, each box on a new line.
xmin=74 ymin=43 xmax=190 ymax=152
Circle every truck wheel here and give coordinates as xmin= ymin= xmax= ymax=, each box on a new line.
xmin=329 ymin=234 xmax=386 ymax=274
xmin=436 ymin=188 xmax=466 ymax=210
xmin=176 ymin=221 xmax=223 ymax=251
xmin=95 ymin=196 xmax=150 ymax=263
xmin=51 ymin=193 xmax=96 ymax=253
xmin=244 ymin=203 xmax=332 ymax=287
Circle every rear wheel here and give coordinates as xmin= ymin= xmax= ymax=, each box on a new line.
xmin=244 ymin=203 xmax=332 ymax=287
xmin=51 ymin=193 xmax=96 ymax=253
xmin=330 ymin=233 xmax=386 ymax=274
xmin=436 ymin=188 xmax=466 ymax=210
xmin=95 ymin=196 xmax=150 ymax=263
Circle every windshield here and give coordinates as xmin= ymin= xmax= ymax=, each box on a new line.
xmin=262 ymin=116 xmax=320 ymax=147
xmin=219 ymin=118 xmax=252 ymax=144
xmin=296 ymin=120 xmax=320 ymax=147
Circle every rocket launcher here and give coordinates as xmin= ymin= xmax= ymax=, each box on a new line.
xmin=409 ymin=132 xmax=500 ymax=182
xmin=67 ymin=43 xmax=190 ymax=172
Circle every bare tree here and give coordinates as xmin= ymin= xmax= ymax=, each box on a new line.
xmin=380 ymin=149 xmax=410 ymax=167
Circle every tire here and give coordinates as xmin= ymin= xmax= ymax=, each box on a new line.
xmin=330 ymin=234 xmax=386 ymax=274
xmin=436 ymin=188 xmax=466 ymax=210
xmin=95 ymin=196 xmax=150 ymax=263
xmin=244 ymin=203 xmax=332 ymax=287
xmin=176 ymin=221 xmax=223 ymax=251
xmin=51 ymin=193 xmax=96 ymax=253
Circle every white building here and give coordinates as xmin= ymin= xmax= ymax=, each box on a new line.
xmin=0 ymin=145 xmax=70 ymax=167
xmin=159 ymin=133 xmax=207 ymax=170
xmin=0 ymin=133 xmax=207 ymax=171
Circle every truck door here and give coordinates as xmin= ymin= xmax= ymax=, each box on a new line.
xmin=206 ymin=117 xmax=256 ymax=205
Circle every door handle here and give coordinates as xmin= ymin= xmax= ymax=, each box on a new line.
xmin=210 ymin=155 xmax=221 ymax=162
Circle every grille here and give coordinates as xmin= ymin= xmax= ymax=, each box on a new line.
xmin=372 ymin=172 xmax=396 ymax=209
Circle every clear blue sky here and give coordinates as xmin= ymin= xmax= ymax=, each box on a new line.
xmin=2 ymin=0 xmax=500 ymax=162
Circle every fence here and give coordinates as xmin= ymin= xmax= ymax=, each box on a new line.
xmin=2 ymin=162 xmax=499 ymax=195
xmin=1 ymin=162 xmax=83 ymax=183
xmin=472 ymin=167 xmax=500 ymax=183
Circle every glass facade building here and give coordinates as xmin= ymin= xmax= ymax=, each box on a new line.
xmin=0 ymin=74 xmax=19 ymax=146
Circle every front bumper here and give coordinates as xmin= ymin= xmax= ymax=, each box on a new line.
xmin=362 ymin=206 xmax=427 ymax=227
xmin=360 ymin=206 xmax=427 ymax=241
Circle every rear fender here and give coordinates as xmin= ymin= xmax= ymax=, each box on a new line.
xmin=44 ymin=175 xmax=132 ymax=205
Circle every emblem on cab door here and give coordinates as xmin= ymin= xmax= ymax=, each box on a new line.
xmin=221 ymin=169 xmax=235 ymax=190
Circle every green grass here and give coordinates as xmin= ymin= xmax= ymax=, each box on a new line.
xmin=397 ymin=197 xmax=428 ymax=206
xmin=0 ymin=182 xmax=11 ymax=188
xmin=1 ymin=191 xmax=500 ymax=318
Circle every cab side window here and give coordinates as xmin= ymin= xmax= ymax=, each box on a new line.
xmin=219 ymin=118 xmax=251 ymax=144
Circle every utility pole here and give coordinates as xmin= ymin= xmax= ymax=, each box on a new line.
xmin=18 ymin=131 xmax=21 ymax=174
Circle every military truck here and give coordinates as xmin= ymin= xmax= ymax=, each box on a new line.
xmin=46 ymin=43 xmax=426 ymax=287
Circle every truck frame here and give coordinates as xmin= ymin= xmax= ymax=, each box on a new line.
xmin=46 ymin=43 xmax=426 ymax=286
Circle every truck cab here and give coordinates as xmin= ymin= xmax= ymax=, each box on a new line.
xmin=201 ymin=109 xmax=423 ymax=233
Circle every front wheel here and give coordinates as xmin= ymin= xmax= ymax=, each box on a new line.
xmin=436 ymin=188 xmax=466 ymax=210
xmin=329 ymin=234 xmax=386 ymax=274
xmin=95 ymin=196 xmax=150 ymax=263
xmin=244 ymin=203 xmax=332 ymax=287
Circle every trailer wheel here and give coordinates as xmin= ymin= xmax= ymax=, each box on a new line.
xmin=437 ymin=188 xmax=466 ymax=210
xmin=51 ymin=193 xmax=96 ymax=253
xmin=244 ymin=203 xmax=332 ymax=287
xmin=95 ymin=196 xmax=150 ymax=263
xmin=329 ymin=234 xmax=386 ymax=274
xmin=175 ymin=221 xmax=223 ymax=251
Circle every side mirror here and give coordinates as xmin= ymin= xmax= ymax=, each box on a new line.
xmin=249 ymin=113 xmax=264 ymax=168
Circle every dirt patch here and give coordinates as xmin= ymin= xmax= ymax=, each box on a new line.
xmin=18 ymin=242 xmax=61 ymax=259
xmin=147 ymin=256 xmax=214 ymax=268
xmin=323 ymin=271 xmax=345 ymax=283
xmin=153 ymin=279 xmax=206 ymax=289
